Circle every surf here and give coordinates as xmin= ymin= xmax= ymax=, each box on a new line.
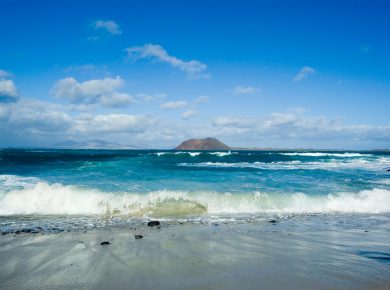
xmin=1 ymin=181 xmax=389 ymax=216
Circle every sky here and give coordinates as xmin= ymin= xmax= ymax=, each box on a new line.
xmin=0 ymin=0 xmax=389 ymax=149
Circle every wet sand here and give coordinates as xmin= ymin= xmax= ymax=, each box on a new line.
xmin=0 ymin=223 xmax=389 ymax=289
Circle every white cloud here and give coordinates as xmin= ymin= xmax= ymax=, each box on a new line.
xmin=126 ymin=44 xmax=208 ymax=78
xmin=51 ymin=76 xmax=133 ymax=107
xmin=193 ymin=95 xmax=210 ymax=104
xmin=181 ymin=109 xmax=197 ymax=120
xmin=73 ymin=114 xmax=155 ymax=133
xmin=294 ymin=66 xmax=315 ymax=82
xmin=0 ymin=69 xmax=13 ymax=78
xmin=93 ymin=20 xmax=122 ymax=35
xmin=159 ymin=96 xmax=208 ymax=118
xmin=0 ymin=99 xmax=72 ymax=135
xmin=232 ymin=85 xmax=259 ymax=95
xmin=0 ymin=79 xmax=18 ymax=103
xmin=160 ymin=100 xmax=188 ymax=110
xmin=99 ymin=92 xmax=134 ymax=107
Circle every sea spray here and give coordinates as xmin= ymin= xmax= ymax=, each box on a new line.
xmin=1 ymin=181 xmax=389 ymax=216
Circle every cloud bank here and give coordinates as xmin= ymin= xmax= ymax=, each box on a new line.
xmin=1 ymin=96 xmax=388 ymax=149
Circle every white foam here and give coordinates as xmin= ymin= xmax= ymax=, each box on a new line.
xmin=178 ymin=157 xmax=390 ymax=171
xmin=155 ymin=151 xmax=201 ymax=157
xmin=210 ymin=151 xmax=233 ymax=157
xmin=154 ymin=151 xmax=237 ymax=157
xmin=0 ymin=175 xmax=41 ymax=190
xmin=375 ymin=179 xmax=390 ymax=185
xmin=0 ymin=181 xmax=389 ymax=215
xmin=279 ymin=152 xmax=372 ymax=157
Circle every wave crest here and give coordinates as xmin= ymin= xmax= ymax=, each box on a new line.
xmin=178 ymin=158 xmax=389 ymax=171
xmin=0 ymin=182 xmax=389 ymax=216
xmin=279 ymin=152 xmax=372 ymax=157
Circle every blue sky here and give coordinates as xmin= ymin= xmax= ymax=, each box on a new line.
xmin=0 ymin=0 xmax=389 ymax=148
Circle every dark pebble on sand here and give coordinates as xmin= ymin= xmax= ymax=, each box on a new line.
xmin=135 ymin=235 xmax=143 ymax=239
xmin=147 ymin=221 xmax=160 ymax=227
xmin=100 ymin=241 xmax=110 ymax=245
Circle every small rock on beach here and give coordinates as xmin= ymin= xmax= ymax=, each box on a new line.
xmin=147 ymin=221 xmax=160 ymax=227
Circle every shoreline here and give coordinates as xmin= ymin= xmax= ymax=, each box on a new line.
xmin=1 ymin=223 xmax=389 ymax=289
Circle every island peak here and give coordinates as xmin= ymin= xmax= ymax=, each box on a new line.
xmin=175 ymin=138 xmax=231 ymax=150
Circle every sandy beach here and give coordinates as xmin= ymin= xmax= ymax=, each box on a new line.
xmin=1 ymin=221 xmax=389 ymax=290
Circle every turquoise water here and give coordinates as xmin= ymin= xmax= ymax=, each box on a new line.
xmin=0 ymin=149 xmax=389 ymax=232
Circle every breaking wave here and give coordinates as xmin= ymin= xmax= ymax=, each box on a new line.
xmin=155 ymin=151 xmax=202 ymax=157
xmin=209 ymin=151 xmax=234 ymax=157
xmin=178 ymin=157 xmax=390 ymax=171
xmin=279 ymin=152 xmax=372 ymax=157
xmin=154 ymin=151 xmax=236 ymax=157
xmin=0 ymin=181 xmax=389 ymax=216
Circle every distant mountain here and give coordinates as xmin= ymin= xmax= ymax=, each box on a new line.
xmin=53 ymin=139 xmax=145 ymax=149
xmin=175 ymin=138 xmax=231 ymax=150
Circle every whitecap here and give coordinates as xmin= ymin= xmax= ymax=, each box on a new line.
xmin=0 ymin=181 xmax=389 ymax=215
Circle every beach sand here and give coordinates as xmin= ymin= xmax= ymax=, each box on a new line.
xmin=0 ymin=222 xmax=389 ymax=290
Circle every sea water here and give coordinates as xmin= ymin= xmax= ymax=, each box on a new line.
xmin=0 ymin=149 xmax=389 ymax=233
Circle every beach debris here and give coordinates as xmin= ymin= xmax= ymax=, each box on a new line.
xmin=100 ymin=241 xmax=110 ymax=246
xmin=135 ymin=234 xmax=143 ymax=239
xmin=147 ymin=220 xmax=160 ymax=227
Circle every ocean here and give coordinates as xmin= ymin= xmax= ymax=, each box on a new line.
xmin=0 ymin=149 xmax=389 ymax=234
